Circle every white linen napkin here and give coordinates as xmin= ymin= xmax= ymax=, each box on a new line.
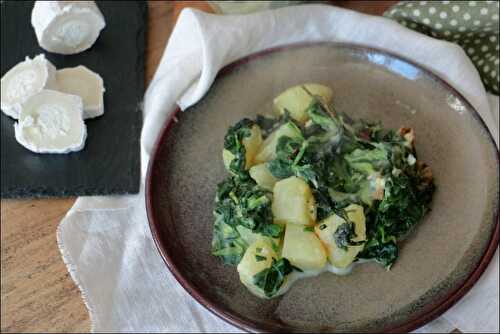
xmin=58 ymin=5 xmax=499 ymax=333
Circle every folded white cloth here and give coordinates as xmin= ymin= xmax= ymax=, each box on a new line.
xmin=58 ymin=4 xmax=499 ymax=333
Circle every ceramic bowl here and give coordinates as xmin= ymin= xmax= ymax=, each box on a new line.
xmin=146 ymin=43 xmax=499 ymax=332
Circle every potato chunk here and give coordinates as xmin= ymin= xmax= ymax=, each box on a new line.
xmin=254 ymin=122 xmax=301 ymax=164
xmin=237 ymin=238 xmax=278 ymax=298
xmin=273 ymin=83 xmax=333 ymax=124
xmin=242 ymin=125 xmax=263 ymax=167
xmin=249 ymin=163 xmax=278 ymax=191
xmin=222 ymin=125 xmax=262 ymax=171
xmin=282 ymin=224 xmax=327 ymax=270
xmin=315 ymin=204 xmax=366 ymax=268
xmin=272 ymin=176 xmax=316 ymax=226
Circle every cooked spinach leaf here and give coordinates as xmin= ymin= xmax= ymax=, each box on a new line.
xmin=214 ymin=177 xmax=274 ymax=233
xmin=333 ymin=222 xmax=359 ymax=251
xmin=358 ymin=163 xmax=435 ymax=268
xmin=253 ymin=258 xmax=302 ymax=298
xmin=255 ymin=115 xmax=278 ymax=137
xmin=223 ymin=118 xmax=254 ymax=179
xmin=255 ymin=255 xmax=267 ymax=262
xmin=212 ymin=177 xmax=284 ymax=265
xmin=307 ymin=102 xmax=340 ymax=134
xmin=375 ymin=173 xmax=434 ymax=238
xmin=256 ymin=110 xmax=293 ymax=138
xmin=358 ymin=239 xmax=398 ymax=269
xmin=267 ymin=135 xmax=321 ymax=188
xmin=344 ymin=147 xmax=390 ymax=175
xmin=211 ymin=218 xmax=247 ymax=265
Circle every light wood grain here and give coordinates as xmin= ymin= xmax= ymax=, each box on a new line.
xmin=1 ymin=198 xmax=83 ymax=332
xmin=5 ymin=1 xmax=448 ymax=333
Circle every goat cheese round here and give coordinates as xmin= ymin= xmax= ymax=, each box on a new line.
xmin=31 ymin=1 xmax=106 ymax=55
xmin=14 ymin=90 xmax=87 ymax=154
xmin=1 ymin=54 xmax=57 ymax=119
xmin=56 ymin=65 xmax=105 ymax=119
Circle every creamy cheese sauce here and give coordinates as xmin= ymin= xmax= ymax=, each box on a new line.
xmin=274 ymin=263 xmax=353 ymax=297
xmin=271 ymin=260 xmax=376 ymax=298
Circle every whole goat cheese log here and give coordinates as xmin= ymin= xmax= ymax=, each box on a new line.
xmin=1 ymin=54 xmax=57 ymax=119
xmin=31 ymin=1 xmax=106 ymax=55
xmin=56 ymin=65 xmax=105 ymax=119
xmin=14 ymin=90 xmax=87 ymax=154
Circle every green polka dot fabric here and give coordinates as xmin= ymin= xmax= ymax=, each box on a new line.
xmin=385 ymin=1 xmax=499 ymax=95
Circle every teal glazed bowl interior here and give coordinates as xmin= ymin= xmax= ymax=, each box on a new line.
xmin=146 ymin=43 xmax=499 ymax=332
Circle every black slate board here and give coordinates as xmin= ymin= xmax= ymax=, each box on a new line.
xmin=1 ymin=1 xmax=145 ymax=198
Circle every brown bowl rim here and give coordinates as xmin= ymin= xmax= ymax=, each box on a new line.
xmin=145 ymin=42 xmax=500 ymax=333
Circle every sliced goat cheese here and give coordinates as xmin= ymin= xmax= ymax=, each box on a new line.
xmin=1 ymin=54 xmax=57 ymax=119
xmin=56 ymin=65 xmax=105 ymax=119
xmin=31 ymin=1 xmax=106 ymax=55
xmin=14 ymin=90 xmax=87 ymax=154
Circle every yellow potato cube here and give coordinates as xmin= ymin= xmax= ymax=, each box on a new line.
xmin=315 ymin=204 xmax=366 ymax=268
xmin=222 ymin=125 xmax=262 ymax=171
xmin=254 ymin=122 xmax=301 ymax=164
xmin=249 ymin=164 xmax=278 ymax=191
xmin=273 ymin=83 xmax=333 ymax=124
xmin=237 ymin=238 xmax=278 ymax=298
xmin=272 ymin=176 xmax=316 ymax=226
xmin=282 ymin=224 xmax=327 ymax=270
xmin=242 ymin=125 xmax=262 ymax=167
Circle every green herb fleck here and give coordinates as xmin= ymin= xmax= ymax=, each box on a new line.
xmin=255 ymin=255 xmax=267 ymax=262
xmin=333 ymin=221 xmax=363 ymax=251
xmin=253 ymin=258 xmax=302 ymax=298
xmin=223 ymin=119 xmax=255 ymax=179
xmin=271 ymin=240 xmax=280 ymax=253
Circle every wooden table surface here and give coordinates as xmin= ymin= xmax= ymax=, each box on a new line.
xmin=1 ymin=1 xmax=404 ymax=332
